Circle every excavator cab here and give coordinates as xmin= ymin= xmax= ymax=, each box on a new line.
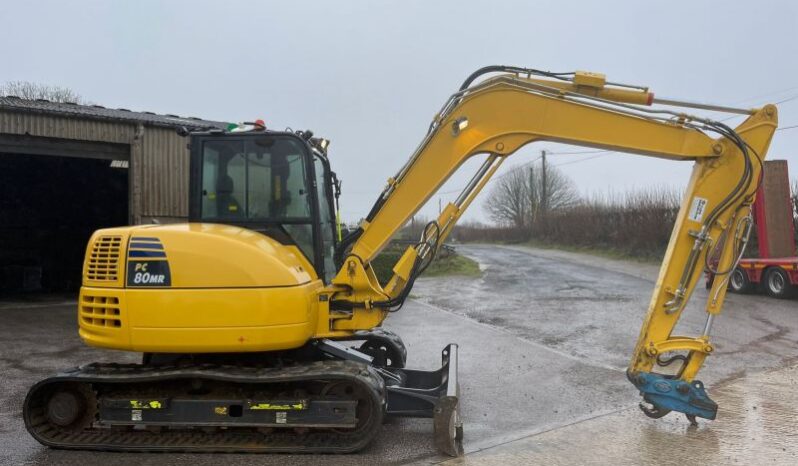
xmin=188 ymin=130 xmax=339 ymax=282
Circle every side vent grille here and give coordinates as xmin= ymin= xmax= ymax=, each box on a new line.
xmin=81 ymin=295 xmax=122 ymax=328
xmin=87 ymin=235 xmax=122 ymax=281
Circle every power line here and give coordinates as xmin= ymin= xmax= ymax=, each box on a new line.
xmin=343 ymin=148 xmax=606 ymax=197
xmin=354 ymin=91 xmax=798 ymax=202
xmin=435 ymin=154 xmax=544 ymax=196
xmin=774 ymin=94 xmax=798 ymax=105
xmin=435 ymin=149 xmax=616 ymax=196
xmin=542 ymin=148 xmax=608 ymax=155
xmin=698 ymin=83 xmax=798 ymax=120
xmin=719 ymin=92 xmax=798 ymax=122
xmin=720 ymin=84 xmax=798 ymax=106
xmin=358 ymin=113 xmax=797 ymax=202
xmin=552 ymin=152 xmax=612 ymax=167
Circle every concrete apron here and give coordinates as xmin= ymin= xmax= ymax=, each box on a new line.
xmin=432 ymin=364 xmax=798 ymax=465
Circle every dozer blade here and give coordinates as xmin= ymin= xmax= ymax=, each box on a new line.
xmin=434 ymin=394 xmax=463 ymax=457
xmin=381 ymin=344 xmax=462 ymax=457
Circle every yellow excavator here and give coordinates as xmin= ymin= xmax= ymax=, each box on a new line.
xmin=24 ymin=66 xmax=778 ymax=456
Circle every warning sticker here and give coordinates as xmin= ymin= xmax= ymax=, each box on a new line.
xmin=688 ymin=197 xmax=708 ymax=223
xmin=131 ymin=409 xmax=142 ymax=421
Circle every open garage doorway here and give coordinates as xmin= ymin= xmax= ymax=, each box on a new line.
xmin=0 ymin=150 xmax=129 ymax=294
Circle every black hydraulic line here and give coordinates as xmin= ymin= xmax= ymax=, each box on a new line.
xmin=333 ymin=222 xmax=440 ymax=313
xmin=664 ymin=120 xmax=756 ymax=301
xmin=458 ymin=65 xmax=574 ymax=92
xmin=373 ymin=221 xmax=441 ymax=312
xmin=701 ymin=128 xmax=763 ymax=276
xmin=700 ymin=121 xmax=754 ymax=229
xmin=334 ymin=227 xmax=363 ymax=269
xmin=365 ymin=196 xmax=385 ymax=222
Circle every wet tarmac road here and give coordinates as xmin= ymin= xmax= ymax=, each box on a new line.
xmin=1 ymin=244 xmax=796 ymax=465
xmin=413 ymin=245 xmax=798 ymax=383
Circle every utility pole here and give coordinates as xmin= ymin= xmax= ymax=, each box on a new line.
xmin=540 ymin=150 xmax=547 ymax=216
xmin=529 ymin=165 xmax=535 ymax=229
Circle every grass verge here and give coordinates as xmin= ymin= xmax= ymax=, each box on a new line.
xmin=370 ymin=246 xmax=481 ymax=285
xmin=523 ymin=239 xmax=663 ymax=264
xmin=423 ymin=252 xmax=481 ymax=277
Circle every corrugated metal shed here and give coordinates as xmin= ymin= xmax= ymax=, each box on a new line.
xmin=0 ymin=96 xmax=228 ymax=223
xmin=0 ymin=96 xmax=225 ymax=130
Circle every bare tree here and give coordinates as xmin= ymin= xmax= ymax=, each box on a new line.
xmin=0 ymin=81 xmax=86 ymax=104
xmin=483 ymin=161 xmax=579 ymax=229
xmin=528 ymin=161 xmax=579 ymax=226
xmin=484 ymin=168 xmax=530 ymax=229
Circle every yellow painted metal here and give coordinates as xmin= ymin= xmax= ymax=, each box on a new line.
xmin=573 ymin=71 xmax=607 ymax=88
xmin=311 ymin=290 xmax=348 ymax=339
xmin=77 ymin=68 xmax=778 ymax=400
xmin=342 ymin=76 xmax=720 ymax=269
xmin=128 ymin=223 xmax=315 ymax=287
xmin=629 ymin=105 xmax=777 ymax=377
xmin=647 ymin=337 xmax=713 ymax=357
xmin=330 ymin=307 xmax=386 ymax=331
xmin=680 ymin=351 xmax=708 ymax=381
xmin=383 ymin=247 xmax=418 ymax=298
xmin=81 ymin=282 xmax=321 ymax=352
xmin=520 ymin=74 xmax=653 ymax=105
xmin=79 ymin=223 xmax=322 ymax=353
xmin=82 ymin=231 xmax=128 ymax=289
xmin=78 ymin=286 xmax=127 ymax=348
xmin=434 ymin=155 xmax=506 ymax=248
xmin=330 ymin=72 xmax=776 ymax=389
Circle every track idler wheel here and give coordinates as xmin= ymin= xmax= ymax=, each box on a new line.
xmin=433 ymin=395 xmax=463 ymax=457
xmin=47 ymin=391 xmax=84 ymax=427
xmin=41 ymin=383 xmax=95 ymax=431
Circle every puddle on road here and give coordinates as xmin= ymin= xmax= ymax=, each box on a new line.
xmin=445 ymin=364 xmax=797 ymax=465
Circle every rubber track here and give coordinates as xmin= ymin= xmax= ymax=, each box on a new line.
xmin=24 ymin=360 xmax=385 ymax=453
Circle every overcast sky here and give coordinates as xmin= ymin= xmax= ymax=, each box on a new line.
xmin=2 ymin=0 xmax=796 ymax=223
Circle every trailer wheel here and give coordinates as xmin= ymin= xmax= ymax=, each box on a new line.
xmin=764 ymin=267 xmax=795 ymax=299
xmin=729 ymin=268 xmax=753 ymax=294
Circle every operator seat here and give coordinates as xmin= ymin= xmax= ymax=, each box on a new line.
xmin=216 ymin=174 xmax=242 ymax=217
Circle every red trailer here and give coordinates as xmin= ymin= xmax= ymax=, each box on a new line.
xmin=723 ymin=160 xmax=797 ymax=299
xmin=729 ymin=256 xmax=798 ymax=298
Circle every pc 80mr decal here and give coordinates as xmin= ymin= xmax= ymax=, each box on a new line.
xmin=126 ymin=237 xmax=172 ymax=287
xmin=127 ymin=260 xmax=171 ymax=286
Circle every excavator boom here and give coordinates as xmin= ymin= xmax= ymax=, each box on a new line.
xmin=330 ymin=66 xmax=777 ymax=422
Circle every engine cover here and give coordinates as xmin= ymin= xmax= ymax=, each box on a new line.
xmin=78 ymin=223 xmax=321 ymax=353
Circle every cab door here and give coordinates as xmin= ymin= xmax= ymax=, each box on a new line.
xmin=312 ymin=153 xmax=337 ymax=283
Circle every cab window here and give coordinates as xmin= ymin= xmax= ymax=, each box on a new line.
xmin=199 ymin=137 xmax=314 ymax=262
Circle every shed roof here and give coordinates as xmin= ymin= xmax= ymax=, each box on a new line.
xmin=0 ymin=96 xmax=228 ymax=130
